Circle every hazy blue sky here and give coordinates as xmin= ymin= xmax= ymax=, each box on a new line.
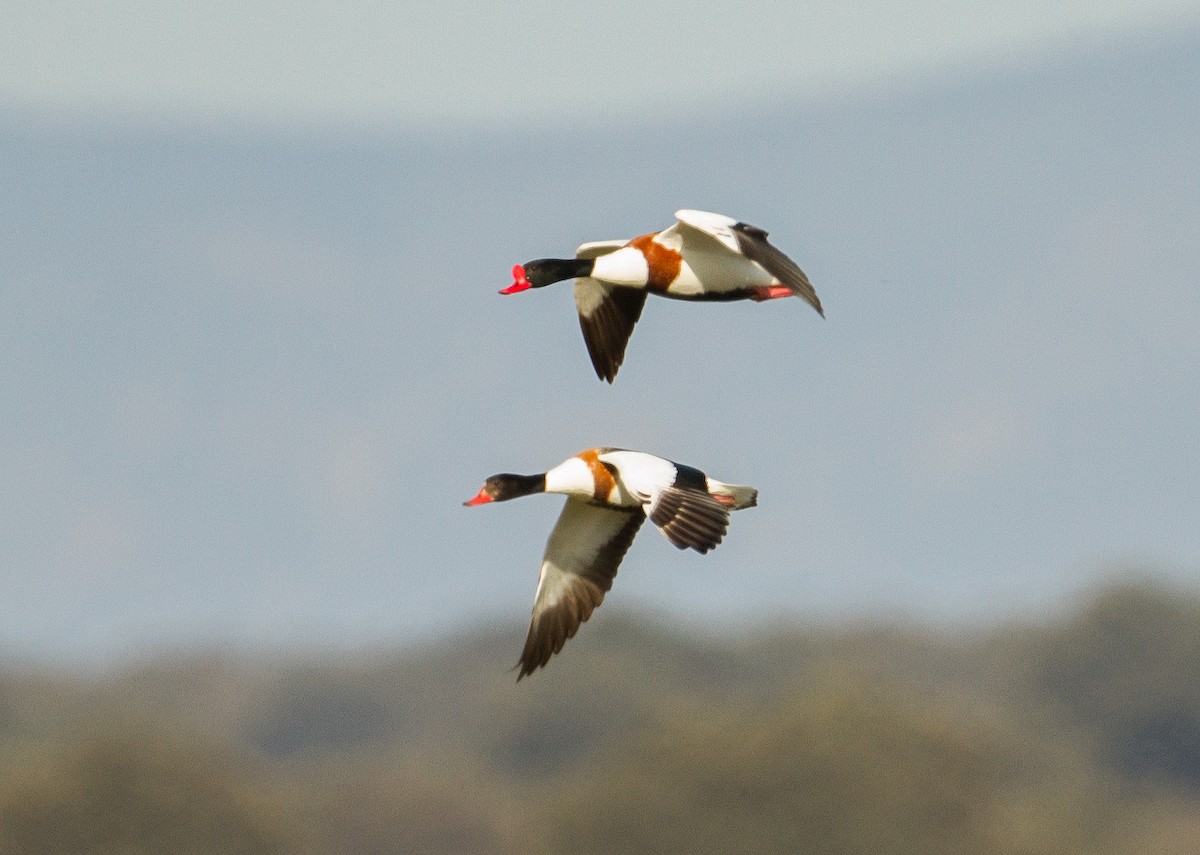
xmin=2 ymin=5 xmax=1198 ymax=667
xmin=3 ymin=0 xmax=1199 ymax=126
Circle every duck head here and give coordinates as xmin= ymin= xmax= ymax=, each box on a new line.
xmin=500 ymin=259 xmax=592 ymax=294
xmin=463 ymin=472 xmax=546 ymax=505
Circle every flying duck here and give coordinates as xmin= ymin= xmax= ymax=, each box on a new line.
xmin=501 ymin=209 xmax=824 ymax=382
xmin=464 ymin=447 xmax=758 ymax=679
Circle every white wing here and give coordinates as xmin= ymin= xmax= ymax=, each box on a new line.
xmin=517 ymin=499 xmax=644 ymax=679
xmin=671 ymin=209 xmax=740 ymax=253
xmin=596 ymin=450 xmax=676 ymax=502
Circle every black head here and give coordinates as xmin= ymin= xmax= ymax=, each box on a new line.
xmin=463 ymin=472 xmax=546 ymax=506
xmin=501 ymin=258 xmax=593 ymax=294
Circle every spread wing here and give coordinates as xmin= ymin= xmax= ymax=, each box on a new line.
xmin=673 ymin=209 xmax=823 ymax=317
xmin=517 ymin=498 xmax=644 ymax=679
xmin=594 ymin=449 xmax=728 ymax=553
xmin=647 ymin=487 xmax=730 ymax=554
xmin=574 ymin=240 xmax=646 ymax=383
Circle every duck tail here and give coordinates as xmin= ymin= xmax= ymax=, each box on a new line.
xmin=706 ymin=480 xmax=758 ymax=510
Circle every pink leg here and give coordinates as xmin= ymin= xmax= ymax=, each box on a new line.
xmin=750 ymin=284 xmax=794 ymax=302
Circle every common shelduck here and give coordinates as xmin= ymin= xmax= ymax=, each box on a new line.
xmin=501 ymin=209 xmax=824 ymax=382
xmin=464 ymin=448 xmax=758 ymax=679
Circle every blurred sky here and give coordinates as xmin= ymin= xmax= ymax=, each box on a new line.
xmin=2 ymin=2 xmax=1200 ymax=666
xmin=3 ymin=0 xmax=1199 ymax=127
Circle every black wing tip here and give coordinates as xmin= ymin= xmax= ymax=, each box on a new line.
xmin=651 ymin=488 xmax=730 ymax=553
xmin=578 ymin=286 xmax=644 ymax=384
xmin=731 ymin=222 xmax=826 ymax=316
xmin=674 ymin=531 xmax=725 ymax=553
xmin=514 ymin=643 xmax=551 ymax=681
xmin=734 ymin=221 xmax=768 ymax=240
xmin=582 ymin=329 xmax=622 ymax=382
xmin=669 ymin=537 xmax=720 ymax=554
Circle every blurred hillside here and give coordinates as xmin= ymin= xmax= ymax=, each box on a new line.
xmin=1 ymin=576 xmax=1199 ymax=853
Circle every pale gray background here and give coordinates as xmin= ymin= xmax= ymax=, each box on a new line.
xmin=2 ymin=1 xmax=1198 ymax=664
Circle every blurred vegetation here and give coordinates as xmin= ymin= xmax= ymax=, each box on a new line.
xmin=1 ymin=576 xmax=1199 ymax=853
